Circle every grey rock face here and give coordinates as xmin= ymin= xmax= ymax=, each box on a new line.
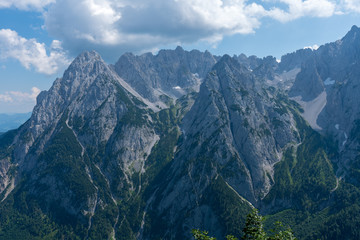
xmin=0 ymin=157 xmax=12 ymax=196
xmin=293 ymin=26 xmax=360 ymax=133
xmin=236 ymin=54 xmax=264 ymax=70
xmin=278 ymin=48 xmax=314 ymax=72
xmin=0 ymin=51 xmax=160 ymax=234
xmin=147 ymin=55 xmax=299 ymax=239
xmin=315 ymin=26 xmax=360 ymax=135
xmin=114 ymin=46 xmax=217 ymax=104
xmin=289 ymin=58 xmax=324 ymax=101
xmin=236 ymin=54 xmax=279 ymax=80
xmin=287 ymin=25 xmax=360 ymax=178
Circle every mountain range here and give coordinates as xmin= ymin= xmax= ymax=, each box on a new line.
xmin=1 ymin=26 xmax=360 ymax=239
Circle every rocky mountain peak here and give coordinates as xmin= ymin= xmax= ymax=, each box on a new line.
xmin=342 ymin=25 xmax=360 ymax=43
xmin=218 ymin=54 xmax=232 ymax=62
xmin=17 ymin=48 xmax=155 ymax=162
xmin=175 ymin=45 xmax=185 ymax=52
xmin=214 ymin=54 xmax=257 ymax=90
xmin=114 ymin=47 xmax=217 ymax=103
xmin=278 ymin=48 xmax=314 ymax=72
xmin=74 ymin=50 xmax=102 ymax=63
xmin=63 ymin=50 xmax=107 ymax=82
xmin=1 ymin=47 xmax=163 ymax=239
xmin=52 ymin=50 xmax=117 ymax=107
xmin=215 ymin=54 xmax=247 ymax=72
xmin=288 ymin=24 xmax=360 ymax=163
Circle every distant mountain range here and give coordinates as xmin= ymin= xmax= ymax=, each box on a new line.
xmin=0 ymin=26 xmax=360 ymax=240
xmin=0 ymin=112 xmax=31 ymax=132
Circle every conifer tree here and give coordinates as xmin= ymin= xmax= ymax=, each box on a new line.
xmin=192 ymin=208 xmax=297 ymax=240
xmin=242 ymin=208 xmax=267 ymax=240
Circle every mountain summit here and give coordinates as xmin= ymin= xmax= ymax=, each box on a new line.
xmin=114 ymin=46 xmax=217 ymax=105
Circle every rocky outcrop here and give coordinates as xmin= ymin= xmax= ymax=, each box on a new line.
xmin=146 ymin=55 xmax=299 ymax=239
xmin=0 ymin=51 xmax=161 ymax=238
xmin=278 ymin=48 xmax=314 ymax=72
xmin=315 ymin=26 xmax=360 ymax=137
xmin=289 ymin=57 xmax=324 ymax=101
xmin=114 ymin=46 xmax=217 ymax=104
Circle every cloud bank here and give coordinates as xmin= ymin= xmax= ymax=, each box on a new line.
xmin=0 ymin=87 xmax=41 ymax=103
xmin=0 ymin=87 xmax=40 ymax=113
xmin=43 ymin=0 xmax=358 ymax=60
xmin=0 ymin=29 xmax=70 ymax=74
xmin=0 ymin=87 xmax=41 ymax=113
xmin=343 ymin=0 xmax=360 ymax=13
xmin=1 ymin=0 xmax=360 ymax=62
xmin=268 ymin=0 xmax=337 ymax=22
xmin=0 ymin=0 xmax=54 ymax=10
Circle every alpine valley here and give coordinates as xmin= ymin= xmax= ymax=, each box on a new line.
xmin=1 ymin=26 xmax=360 ymax=240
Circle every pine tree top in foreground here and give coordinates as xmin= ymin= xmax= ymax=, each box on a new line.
xmin=192 ymin=209 xmax=297 ymax=240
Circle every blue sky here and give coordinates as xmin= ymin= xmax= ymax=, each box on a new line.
xmin=0 ymin=0 xmax=359 ymax=113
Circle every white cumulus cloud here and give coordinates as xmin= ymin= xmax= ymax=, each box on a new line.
xmin=0 ymin=0 xmax=55 ymax=10
xmin=42 ymin=0 xmax=272 ymax=60
xmin=342 ymin=0 xmax=360 ymax=13
xmin=42 ymin=0 xmax=350 ymax=61
xmin=1 ymin=0 xmax=359 ymax=62
xmin=0 ymin=87 xmax=40 ymax=103
xmin=0 ymin=29 xmax=70 ymax=74
xmin=0 ymin=94 xmax=12 ymax=103
xmin=267 ymin=0 xmax=337 ymax=22
xmin=0 ymin=87 xmax=41 ymax=113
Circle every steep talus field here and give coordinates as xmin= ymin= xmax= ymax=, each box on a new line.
xmin=0 ymin=26 xmax=360 ymax=239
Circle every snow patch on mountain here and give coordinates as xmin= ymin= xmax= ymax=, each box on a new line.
xmin=292 ymin=91 xmax=327 ymax=130
xmin=324 ymin=77 xmax=335 ymax=85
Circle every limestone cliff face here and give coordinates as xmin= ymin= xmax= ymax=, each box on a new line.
xmin=0 ymin=51 xmax=161 ymax=238
xmin=315 ymin=26 xmax=360 ymax=135
xmin=289 ymin=57 xmax=324 ymax=101
xmin=288 ymin=26 xmax=360 ymax=176
xmin=145 ymin=55 xmax=300 ymax=239
xmin=114 ymin=46 xmax=217 ymax=104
